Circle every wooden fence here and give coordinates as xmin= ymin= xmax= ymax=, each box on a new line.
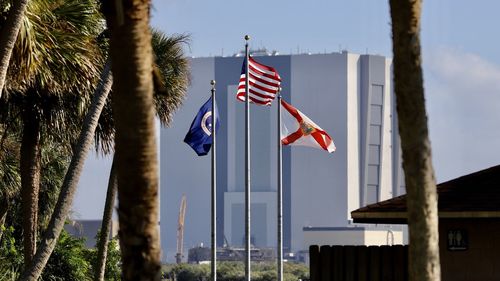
xmin=309 ymin=245 xmax=408 ymax=281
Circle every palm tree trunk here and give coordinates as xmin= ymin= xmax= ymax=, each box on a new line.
xmin=20 ymin=105 xmax=41 ymax=266
xmin=102 ymin=1 xmax=160 ymax=279
xmin=389 ymin=0 xmax=441 ymax=280
xmin=19 ymin=61 xmax=113 ymax=281
xmin=0 ymin=0 xmax=30 ymax=97
xmin=94 ymin=156 xmax=117 ymax=281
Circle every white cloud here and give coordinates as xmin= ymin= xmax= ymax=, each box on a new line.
xmin=424 ymin=47 xmax=500 ymax=181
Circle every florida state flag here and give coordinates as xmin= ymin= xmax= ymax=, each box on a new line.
xmin=280 ymin=99 xmax=336 ymax=153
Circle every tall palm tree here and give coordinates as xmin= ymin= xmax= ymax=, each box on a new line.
xmin=94 ymin=31 xmax=189 ymax=281
xmin=389 ymin=0 xmax=441 ymax=280
xmin=0 ymin=0 xmax=103 ymax=265
xmin=19 ymin=28 xmax=189 ymax=280
xmin=101 ymin=0 xmax=161 ymax=279
xmin=0 ymin=0 xmax=30 ymax=98
xmin=19 ymin=61 xmax=111 ymax=281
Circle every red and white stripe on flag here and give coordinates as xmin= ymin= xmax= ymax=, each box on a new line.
xmin=236 ymin=56 xmax=281 ymax=106
xmin=280 ymin=99 xmax=336 ymax=153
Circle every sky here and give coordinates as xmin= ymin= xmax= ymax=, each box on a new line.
xmin=73 ymin=0 xmax=500 ymax=219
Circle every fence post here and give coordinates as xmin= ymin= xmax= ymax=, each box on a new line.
xmin=309 ymin=245 xmax=321 ymax=281
xmin=320 ymin=245 xmax=332 ymax=281
xmin=332 ymin=246 xmax=344 ymax=281
xmin=381 ymin=246 xmax=394 ymax=281
xmin=393 ymin=245 xmax=407 ymax=281
xmin=369 ymin=246 xmax=381 ymax=281
xmin=357 ymin=246 xmax=369 ymax=281
xmin=344 ymin=246 xmax=357 ymax=281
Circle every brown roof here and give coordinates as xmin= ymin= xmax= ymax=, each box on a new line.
xmin=351 ymin=165 xmax=500 ymax=224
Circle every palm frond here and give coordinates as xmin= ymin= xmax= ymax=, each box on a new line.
xmin=0 ymin=0 xmax=105 ymax=155
xmin=93 ymin=30 xmax=190 ymax=154
xmin=151 ymin=30 xmax=190 ymax=127
xmin=5 ymin=0 xmax=104 ymax=96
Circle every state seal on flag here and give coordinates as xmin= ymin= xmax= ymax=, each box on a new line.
xmin=201 ymin=111 xmax=213 ymax=136
xmin=300 ymin=121 xmax=315 ymax=136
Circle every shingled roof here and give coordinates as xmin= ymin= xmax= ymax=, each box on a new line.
xmin=351 ymin=165 xmax=500 ymax=224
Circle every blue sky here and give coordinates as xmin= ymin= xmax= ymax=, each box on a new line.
xmin=73 ymin=0 xmax=500 ymax=219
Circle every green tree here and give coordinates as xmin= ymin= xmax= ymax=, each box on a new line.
xmin=0 ymin=0 xmax=103 ymax=266
xmin=42 ymin=230 xmax=93 ymax=281
xmin=18 ymin=61 xmax=110 ymax=280
xmin=161 ymin=262 xmax=309 ymax=281
xmin=389 ymin=0 xmax=441 ymax=280
xmin=18 ymin=28 xmax=189 ymax=281
xmin=0 ymin=138 xmax=97 ymax=281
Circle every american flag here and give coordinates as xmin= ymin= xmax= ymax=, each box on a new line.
xmin=236 ymin=56 xmax=282 ymax=106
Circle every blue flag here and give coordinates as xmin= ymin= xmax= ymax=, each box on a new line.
xmin=184 ymin=97 xmax=220 ymax=156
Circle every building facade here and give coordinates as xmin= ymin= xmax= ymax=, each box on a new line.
xmin=160 ymin=51 xmax=404 ymax=262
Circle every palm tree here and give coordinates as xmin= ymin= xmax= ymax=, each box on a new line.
xmin=18 ymin=60 xmax=111 ymax=281
xmin=389 ymin=0 xmax=441 ymax=280
xmin=0 ymin=0 xmax=30 ymax=98
xmin=94 ymin=31 xmax=189 ymax=281
xmin=18 ymin=30 xmax=189 ymax=281
xmin=0 ymin=0 xmax=103 ymax=265
xmin=101 ymin=1 xmax=162 ymax=279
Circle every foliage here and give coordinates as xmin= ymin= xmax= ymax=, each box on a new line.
xmin=41 ymin=230 xmax=92 ymax=281
xmin=101 ymin=238 xmax=122 ymax=281
xmin=0 ymin=131 xmax=120 ymax=280
xmin=42 ymin=231 xmax=122 ymax=281
xmin=0 ymin=225 xmax=23 ymax=269
xmin=0 ymin=129 xmax=21 ymax=200
xmin=0 ymin=226 xmax=22 ymax=281
xmin=151 ymin=30 xmax=190 ymax=127
xmin=94 ymin=30 xmax=190 ymax=154
xmin=86 ymin=236 xmax=122 ymax=281
xmin=161 ymin=262 xmax=309 ymax=281
xmin=2 ymin=140 xmax=70 ymax=235
xmin=0 ymin=0 xmax=105 ymax=153
xmin=38 ymin=143 xmax=71 ymax=229
xmin=5 ymin=0 xmax=103 ymax=95
xmin=0 ymin=224 xmax=122 ymax=280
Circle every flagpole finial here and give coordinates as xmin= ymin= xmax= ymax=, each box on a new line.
xmin=210 ymin=80 xmax=216 ymax=86
xmin=244 ymin=35 xmax=250 ymax=41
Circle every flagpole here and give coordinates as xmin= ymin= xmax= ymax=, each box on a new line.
xmin=277 ymin=89 xmax=283 ymax=281
xmin=244 ymin=34 xmax=251 ymax=281
xmin=210 ymin=80 xmax=217 ymax=281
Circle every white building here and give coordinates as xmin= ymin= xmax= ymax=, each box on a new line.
xmin=159 ymin=51 xmax=404 ymax=263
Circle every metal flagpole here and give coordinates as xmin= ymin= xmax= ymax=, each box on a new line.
xmin=210 ymin=80 xmax=217 ymax=281
xmin=277 ymin=89 xmax=283 ymax=281
xmin=244 ymin=34 xmax=251 ymax=281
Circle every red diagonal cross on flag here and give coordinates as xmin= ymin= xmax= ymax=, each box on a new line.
xmin=280 ymin=99 xmax=336 ymax=153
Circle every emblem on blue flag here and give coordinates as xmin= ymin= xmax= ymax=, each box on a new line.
xmin=184 ymin=97 xmax=220 ymax=156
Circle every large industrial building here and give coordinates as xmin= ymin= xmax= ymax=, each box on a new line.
xmin=159 ymin=50 xmax=405 ymax=263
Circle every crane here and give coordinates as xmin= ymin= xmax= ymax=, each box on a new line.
xmin=175 ymin=194 xmax=187 ymax=264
